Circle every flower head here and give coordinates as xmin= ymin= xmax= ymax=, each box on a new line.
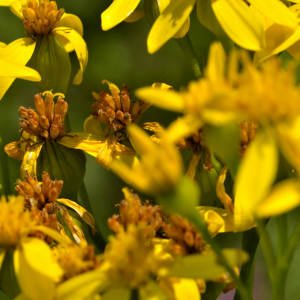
xmin=21 ymin=0 xmax=65 ymax=36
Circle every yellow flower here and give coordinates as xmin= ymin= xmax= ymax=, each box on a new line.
xmin=58 ymin=224 xmax=248 ymax=300
xmin=0 ymin=41 xmax=41 ymax=100
xmin=0 ymin=0 xmax=87 ymax=92
xmin=110 ymin=124 xmax=183 ymax=195
xmin=137 ymin=42 xmax=300 ymax=230
xmin=84 ymin=80 xmax=172 ymax=170
xmin=0 ymin=195 xmax=68 ymax=300
xmin=5 ymin=91 xmax=137 ymax=181
xmin=101 ymin=0 xmax=190 ymax=53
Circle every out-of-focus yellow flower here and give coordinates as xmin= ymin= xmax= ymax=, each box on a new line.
xmin=61 ymin=224 xmax=248 ymax=300
xmin=137 ymin=42 xmax=300 ymax=230
xmin=0 ymin=195 xmax=69 ymax=300
xmin=5 ymin=91 xmax=137 ymax=180
xmin=101 ymin=0 xmax=190 ymax=53
xmin=0 ymin=42 xmax=41 ymax=100
xmin=0 ymin=0 xmax=87 ymax=93
xmin=110 ymin=124 xmax=183 ymax=195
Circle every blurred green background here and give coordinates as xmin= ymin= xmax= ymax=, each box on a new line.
xmin=0 ymin=1 xmax=300 ymax=300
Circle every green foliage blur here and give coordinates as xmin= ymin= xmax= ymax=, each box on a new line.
xmin=1 ymin=2 xmax=300 ymax=300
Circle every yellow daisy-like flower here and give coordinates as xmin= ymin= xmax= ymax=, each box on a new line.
xmin=0 ymin=0 xmax=87 ymax=93
xmin=0 ymin=42 xmax=41 ymax=100
xmin=5 ymin=91 xmax=137 ymax=182
xmin=0 ymin=195 xmax=68 ymax=300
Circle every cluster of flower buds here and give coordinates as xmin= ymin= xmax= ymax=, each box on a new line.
xmin=15 ymin=171 xmax=63 ymax=243
xmin=15 ymin=171 xmax=63 ymax=212
xmin=21 ymin=0 xmax=65 ymax=36
xmin=91 ymin=81 xmax=151 ymax=131
xmin=19 ymin=92 xmax=68 ymax=140
xmin=108 ymin=188 xmax=165 ymax=239
xmin=163 ymin=214 xmax=208 ymax=256
xmin=239 ymin=121 xmax=258 ymax=157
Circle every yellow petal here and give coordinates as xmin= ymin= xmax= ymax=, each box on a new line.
xmin=56 ymin=14 xmax=84 ymax=52
xmin=57 ymin=269 xmax=107 ymax=300
xmin=0 ymin=249 xmax=6 ymax=270
xmin=166 ymin=116 xmax=202 ymax=143
xmin=59 ymin=207 xmax=86 ymax=244
xmin=141 ymin=122 xmax=164 ymax=132
xmin=205 ymin=41 xmax=226 ymax=84
xmin=0 ymin=57 xmax=41 ymax=80
xmin=216 ymin=166 xmax=234 ymax=214
xmin=0 ymin=42 xmax=6 ymax=54
xmin=0 ymin=38 xmax=36 ymax=100
xmin=14 ymin=294 xmax=32 ymax=300
xmin=135 ymin=87 xmax=185 ymax=112
xmin=15 ymin=239 xmax=63 ymax=300
xmin=124 ymin=10 xmax=145 ymax=22
xmin=147 ymin=0 xmax=196 ymax=53
xmin=254 ymin=23 xmax=297 ymax=63
xmin=164 ymin=248 xmax=248 ymax=279
xmin=9 ymin=0 xmax=23 ymax=18
xmin=53 ymin=27 xmax=88 ymax=85
xmin=277 ymin=117 xmax=300 ymax=172
xmin=159 ymin=278 xmax=200 ymax=300
xmin=0 ymin=0 xmax=15 ymax=5
xmin=101 ymin=0 xmax=141 ymax=30
xmin=234 ymin=130 xmax=278 ymax=232
xmin=198 ymin=206 xmax=236 ymax=233
xmin=257 ymin=179 xmax=300 ymax=218
xmin=151 ymin=82 xmax=173 ymax=91
xmin=20 ymin=142 xmax=43 ymax=180
xmin=84 ymin=115 xmax=105 ymax=136
xmin=57 ymin=198 xmax=96 ymax=233
xmin=4 ymin=140 xmax=29 ymax=160
xmin=173 ymin=17 xmax=190 ymax=39
xmin=249 ymin=0 xmax=297 ymax=28
xmin=212 ymin=0 xmax=265 ymax=51
xmin=128 ymin=123 xmax=156 ymax=156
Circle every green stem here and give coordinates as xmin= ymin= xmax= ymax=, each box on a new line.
xmin=175 ymin=35 xmax=202 ymax=79
xmin=78 ymin=182 xmax=106 ymax=252
xmin=276 ymin=214 xmax=288 ymax=260
xmin=274 ymin=217 xmax=300 ymax=300
xmin=255 ymin=218 xmax=276 ymax=282
xmin=0 ymin=135 xmax=12 ymax=196
xmin=233 ymin=228 xmax=260 ymax=300
xmin=189 ymin=214 xmax=251 ymax=300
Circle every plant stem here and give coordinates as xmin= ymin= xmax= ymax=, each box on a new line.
xmin=276 ymin=214 xmax=288 ymax=259
xmin=78 ymin=181 xmax=106 ymax=252
xmin=274 ymin=216 xmax=300 ymax=300
xmin=233 ymin=227 xmax=260 ymax=300
xmin=255 ymin=218 xmax=276 ymax=282
xmin=0 ymin=135 xmax=12 ymax=196
xmin=189 ymin=213 xmax=251 ymax=300
xmin=175 ymin=35 xmax=202 ymax=79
